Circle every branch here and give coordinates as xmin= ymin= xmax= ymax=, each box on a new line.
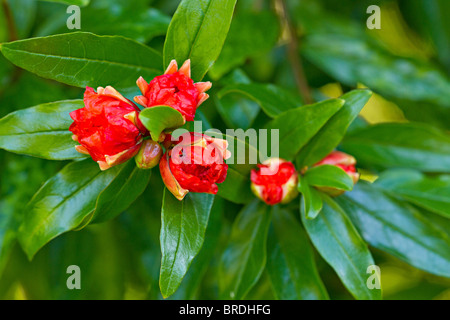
xmin=276 ymin=0 xmax=313 ymax=104
xmin=2 ymin=0 xmax=18 ymax=41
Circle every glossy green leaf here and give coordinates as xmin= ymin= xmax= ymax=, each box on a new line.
xmin=0 ymin=58 xmax=13 ymax=97
xmin=267 ymin=207 xmax=329 ymax=300
xmin=341 ymin=122 xmax=450 ymax=173
xmin=0 ymin=100 xmax=86 ymax=160
xmin=214 ymin=133 xmax=261 ymax=204
xmin=7 ymin=0 xmax=36 ymax=39
xmin=210 ymin=11 xmax=280 ymax=79
xmin=163 ymin=0 xmax=237 ymax=81
xmin=18 ymin=159 xmax=126 ymax=259
xmin=296 ymin=89 xmax=372 ymax=167
xmin=169 ymin=197 xmax=224 ymax=300
xmin=37 ymin=5 xmax=170 ymax=43
xmin=305 ymin=165 xmax=354 ymax=191
xmin=298 ymin=177 xmax=323 ymax=220
xmin=374 ymin=169 xmax=450 ymax=219
xmin=217 ymin=167 xmax=253 ymax=204
xmin=214 ymin=69 xmax=259 ymax=130
xmin=85 ymin=8 xmax=169 ymax=43
xmin=0 ymin=32 xmax=163 ymax=93
xmin=40 ymin=0 xmax=90 ymax=6
xmin=113 ymin=173 xmax=164 ymax=300
xmin=214 ymin=95 xmax=260 ymax=130
xmin=219 ymin=200 xmax=272 ymax=299
xmin=301 ymin=195 xmax=382 ymax=300
xmin=402 ymin=0 xmax=450 ymax=73
xmin=0 ymin=207 xmax=18 ymax=276
xmin=337 ymin=182 xmax=450 ymax=278
xmin=265 ymin=98 xmax=344 ymax=160
xmin=302 ymin=33 xmax=450 ymax=110
xmin=139 ymin=106 xmax=185 ymax=141
xmin=159 ymin=190 xmax=214 ymax=298
xmin=0 ymin=4 xmax=8 ymax=43
xmin=90 ymin=161 xmax=152 ymax=224
xmin=0 ymin=153 xmax=63 ymax=276
xmin=290 ymin=0 xmax=450 ymax=129
xmin=218 ymin=83 xmax=301 ymax=118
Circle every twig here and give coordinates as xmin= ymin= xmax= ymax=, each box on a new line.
xmin=0 ymin=0 xmax=22 ymax=99
xmin=2 ymin=0 xmax=18 ymax=41
xmin=276 ymin=0 xmax=312 ymax=104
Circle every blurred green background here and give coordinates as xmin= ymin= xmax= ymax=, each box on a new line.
xmin=0 ymin=0 xmax=449 ymax=299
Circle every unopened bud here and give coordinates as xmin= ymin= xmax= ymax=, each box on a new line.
xmin=135 ymin=140 xmax=163 ymax=169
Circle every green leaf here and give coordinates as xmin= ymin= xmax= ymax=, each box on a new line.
xmin=37 ymin=5 xmax=170 ymax=43
xmin=214 ymin=133 xmax=261 ymax=204
xmin=296 ymin=89 xmax=372 ymax=167
xmin=0 ymin=32 xmax=163 ymax=93
xmin=214 ymin=95 xmax=259 ymax=130
xmin=214 ymin=69 xmax=259 ymax=130
xmin=337 ymin=182 xmax=450 ymax=278
xmin=0 ymin=206 xmax=18 ymax=276
xmin=298 ymin=177 xmax=323 ymax=220
xmin=18 ymin=159 xmax=127 ymax=259
xmin=218 ymin=83 xmax=301 ymax=118
xmin=302 ymin=32 xmax=450 ymax=111
xmin=159 ymin=190 xmax=214 ymax=298
xmin=301 ymin=195 xmax=382 ymax=300
xmin=83 ymin=8 xmax=169 ymax=43
xmin=40 ymin=0 xmax=90 ymax=6
xmin=341 ymin=122 xmax=450 ymax=173
xmin=90 ymin=161 xmax=152 ymax=224
xmin=0 ymin=100 xmax=86 ymax=160
xmin=0 ymin=4 xmax=8 ymax=43
xmin=7 ymin=0 xmax=36 ymax=39
xmin=210 ymin=11 xmax=280 ymax=79
xmin=374 ymin=169 xmax=450 ymax=219
xmin=265 ymin=98 xmax=344 ymax=160
xmin=219 ymin=200 xmax=272 ymax=299
xmin=267 ymin=207 xmax=329 ymax=300
xmin=403 ymin=0 xmax=450 ymax=73
xmin=139 ymin=106 xmax=185 ymax=141
xmin=163 ymin=0 xmax=237 ymax=81
xmin=305 ymin=165 xmax=354 ymax=191
xmin=217 ymin=166 xmax=253 ymax=204
xmin=299 ymin=11 xmax=450 ymax=129
xmin=168 ymin=197 xmax=224 ymax=300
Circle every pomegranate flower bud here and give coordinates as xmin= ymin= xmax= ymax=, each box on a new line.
xmin=250 ymin=158 xmax=298 ymax=206
xmin=159 ymin=132 xmax=230 ymax=200
xmin=70 ymin=86 xmax=145 ymax=171
xmin=135 ymin=140 xmax=163 ymax=169
xmin=134 ymin=59 xmax=211 ymax=122
xmin=312 ymin=150 xmax=360 ymax=196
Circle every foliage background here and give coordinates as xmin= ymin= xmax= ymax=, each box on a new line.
xmin=0 ymin=0 xmax=449 ymax=300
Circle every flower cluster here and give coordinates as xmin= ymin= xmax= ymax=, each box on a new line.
xmin=69 ymin=59 xmax=222 ymax=200
xmin=69 ymin=59 xmax=360 ymax=204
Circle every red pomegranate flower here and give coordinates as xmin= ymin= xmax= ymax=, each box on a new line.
xmin=250 ymin=158 xmax=298 ymax=205
xmin=134 ymin=59 xmax=211 ymax=121
xmin=160 ymin=132 xmax=231 ymax=200
xmin=70 ymin=86 xmax=146 ymax=170
xmin=312 ymin=150 xmax=360 ymax=196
